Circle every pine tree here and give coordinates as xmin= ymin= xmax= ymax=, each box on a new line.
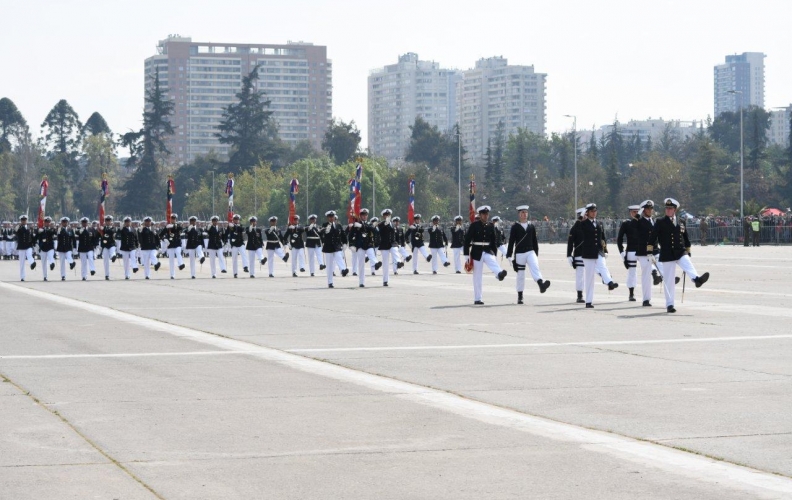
xmin=0 ymin=97 xmax=28 ymax=153
xmin=83 ymin=112 xmax=111 ymax=137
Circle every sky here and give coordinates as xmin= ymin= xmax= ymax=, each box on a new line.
xmin=2 ymin=0 xmax=790 ymax=149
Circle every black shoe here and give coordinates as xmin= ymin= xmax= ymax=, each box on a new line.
xmin=83 ymin=277 xmax=87 ymax=281
xmin=674 ymin=276 xmax=680 ymax=284
xmin=269 ymin=274 xmax=274 ymax=278
xmin=283 ymin=253 xmax=289 ymax=263
xmin=576 ymin=297 xmax=585 ymax=303
xmin=154 ymin=262 xmax=161 ymax=271
xmin=171 ymin=276 xmax=175 ymax=280
xmin=694 ymin=272 xmax=709 ymax=288
xmin=261 ymin=258 xmax=267 ymax=265
xmin=628 ymin=288 xmax=635 ymax=301
xmin=642 ymin=300 xmax=651 ymax=307
xmin=221 ymin=269 xmax=227 ymax=274
xmin=432 ymin=271 xmax=437 ymax=275
xmin=20 ymin=279 xmax=24 ymax=282
xmin=667 ymin=305 xmax=676 ymax=313
xmin=365 ymin=257 xmax=369 ymax=263
xmin=30 ymin=262 xmax=36 ymax=270
xmin=394 ymin=271 xmax=399 ymax=275
xmin=352 ymin=272 xmax=358 ymax=276
xmin=374 ymin=261 xmax=382 ymax=271
xmin=371 ymin=271 xmax=376 ymax=276
xmin=50 ymin=263 xmax=55 ymax=271
xmin=456 ymin=270 xmax=461 ymax=274
xmin=427 ymin=255 xmax=432 ymax=262
xmin=234 ymin=274 xmax=238 ymax=278
xmin=608 ymin=281 xmax=619 ymax=291
xmin=300 ymin=268 xmax=305 ymax=272
xmin=397 ymin=262 xmax=404 ymax=269
xmin=179 ymin=264 xmax=185 ymax=271
xmin=474 ymin=300 xmax=484 ymax=305
xmin=359 ymin=284 xmax=365 ymax=288
xmin=517 ymin=292 xmax=524 ymax=304
xmin=383 ymin=282 xmax=388 ymax=287
xmin=311 ymin=273 xmax=314 ymax=276
xmin=443 ymin=262 xmax=450 ymax=267
xmin=497 ymin=270 xmax=507 ymax=281
xmin=406 ymin=255 xmax=412 ymax=262
xmin=200 ymin=257 xmax=205 ymax=264
xmin=320 ymin=264 xmax=326 ymax=270
xmin=293 ymin=273 xmax=298 ymax=277
xmin=111 ymin=255 xmax=117 ymax=263
xmin=133 ymin=268 xmax=138 ymax=273
xmin=126 ymin=277 xmax=130 ymax=280
xmin=250 ymin=275 xmax=255 ymax=278
xmin=90 ymin=270 xmax=95 ymax=276
xmin=341 ymin=269 xmax=349 ymax=277
xmin=652 ymin=271 xmax=663 ymax=286
xmin=244 ymin=266 xmax=249 ymax=273
xmin=538 ymin=279 xmax=550 ymax=293
xmin=586 ymin=303 xmax=594 ymax=308
xmin=328 ymin=283 xmax=334 ymax=288
xmin=413 ymin=270 xmax=419 ymax=275
xmin=145 ymin=277 xmax=149 ymax=280
xmin=105 ymin=276 xmax=109 ymax=280
xmin=191 ymin=276 xmax=195 ymax=279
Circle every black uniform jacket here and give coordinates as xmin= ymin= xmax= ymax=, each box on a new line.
xmin=427 ymin=225 xmax=448 ymax=248
xmin=139 ymin=227 xmax=160 ymax=251
xmin=506 ymin=222 xmax=538 ymax=258
xmin=321 ymin=222 xmax=344 ymax=253
xmin=654 ymin=216 xmax=691 ymax=262
xmin=463 ymin=220 xmax=497 ymax=260
xmin=569 ymin=218 xmax=607 ymax=259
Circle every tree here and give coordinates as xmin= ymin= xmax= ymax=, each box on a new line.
xmin=40 ymin=99 xmax=82 ymax=156
xmin=117 ymin=70 xmax=174 ymax=215
xmin=216 ymin=65 xmax=280 ymax=173
xmin=710 ymin=106 xmax=770 ymax=169
xmin=322 ymin=119 xmax=361 ymax=165
xmin=0 ymin=97 xmax=28 ymax=153
xmin=83 ymin=112 xmax=112 ymax=137
xmin=405 ymin=117 xmax=447 ymax=168
xmin=75 ymin=135 xmax=119 ymax=218
xmin=602 ymin=122 xmax=622 ymax=212
xmin=687 ymin=133 xmax=727 ymax=213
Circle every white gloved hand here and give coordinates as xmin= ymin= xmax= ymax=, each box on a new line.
xmin=324 ymin=225 xmax=332 ymax=234
xmin=188 ymin=225 xmax=194 ymax=231
xmin=288 ymin=225 xmax=295 ymax=230
xmin=567 ymin=256 xmax=574 ymax=268
xmin=620 ymin=251 xmax=626 ymax=259
xmin=228 ymin=223 xmax=234 ymax=228
xmin=353 ymin=222 xmax=362 ymax=228
xmin=38 ymin=228 xmax=43 ymax=233
xmin=409 ymin=225 xmax=416 ymax=230
xmin=385 ymin=221 xmax=391 ymax=226
xmin=309 ymin=224 xmax=315 ymax=230
xmin=166 ymin=224 xmax=173 ymax=229
xmin=350 ymin=246 xmax=357 ymax=252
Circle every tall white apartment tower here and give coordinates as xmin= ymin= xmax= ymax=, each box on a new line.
xmin=145 ymin=35 xmax=332 ymax=164
xmin=456 ymin=57 xmax=546 ymax=165
xmin=368 ymin=53 xmax=460 ymax=161
xmin=714 ymin=52 xmax=765 ymax=116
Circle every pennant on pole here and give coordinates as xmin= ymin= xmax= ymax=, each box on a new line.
xmin=407 ymin=176 xmax=415 ymax=225
xmin=38 ymin=175 xmax=49 ymax=229
xmin=289 ymin=176 xmax=299 ymax=225
xmin=468 ymin=175 xmax=476 ymax=222
xmin=225 ymin=173 xmax=235 ymax=222
xmin=98 ymin=173 xmax=108 ymax=223
xmin=347 ymin=160 xmax=363 ymax=223
xmin=166 ymin=175 xmax=175 ymax=221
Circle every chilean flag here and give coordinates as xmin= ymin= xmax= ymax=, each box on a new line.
xmin=348 ymin=162 xmax=362 ymax=223
xmin=468 ymin=177 xmax=476 ymax=222
xmin=225 ymin=174 xmax=235 ymax=222
xmin=98 ymin=174 xmax=108 ymax=224
xmin=407 ymin=177 xmax=415 ymax=225
xmin=166 ymin=176 xmax=175 ymax=221
xmin=289 ymin=177 xmax=299 ymax=225
xmin=37 ymin=176 xmax=49 ymax=229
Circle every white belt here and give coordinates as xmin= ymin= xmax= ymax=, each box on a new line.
xmin=472 ymin=242 xmax=490 ymax=246
xmin=306 ymin=237 xmax=320 ymax=239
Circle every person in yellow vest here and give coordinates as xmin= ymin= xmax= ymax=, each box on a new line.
xmin=751 ymin=217 xmax=761 ymax=247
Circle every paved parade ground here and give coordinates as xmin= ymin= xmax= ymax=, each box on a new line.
xmin=2 ymin=243 xmax=792 ymax=499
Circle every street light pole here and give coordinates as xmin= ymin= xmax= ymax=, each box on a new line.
xmin=564 ymin=114 xmax=578 ymax=218
xmin=728 ymin=90 xmax=744 ymax=220
xmin=454 ymin=128 xmax=461 ymax=216
xmin=211 ymin=171 xmax=215 ymax=216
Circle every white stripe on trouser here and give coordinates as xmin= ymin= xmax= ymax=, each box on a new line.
xmin=357 ymin=249 xmax=368 ymax=284
xmin=637 ymin=256 xmax=654 ymax=302
xmin=412 ymin=246 xmax=429 ymax=271
xmin=140 ymin=249 xmax=157 ymax=278
xmin=324 ymin=251 xmax=346 ymax=285
xmin=430 ymin=248 xmax=448 ymax=271
xmin=574 ymin=257 xmax=584 ymax=291
xmin=366 ymin=248 xmax=378 ymax=273
xmin=18 ymin=248 xmax=34 ymax=280
xmin=267 ymin=247 xmax=286 ymax=275
xmin=41 ymin=250 xmax=54 ymax=279
xmin=515 ymin=251 xmax=542 ymax=292
xmin=381 ymin=251 xmax=390 ymax=283
xmin=248 ymin=249 xmax=264 ymax=276
xmin=58 ymin=251 xmax=73 ymax=278
xmin=229 ymin=246 xmax=248 ymax=275
xmin=79 ymin=252 xmax=94 ymax=279
xmin=207 ymin=249 xmax=226 ymax=276
xmin=661 ymin=256 xmax=699 ymax=307
xmin=307 ymin=247 xmax=323 ymax=274
xmin=452 ymin=247 xmax=463 ymax=273
xmin=119 ymin=250 xmax=135 ymax=278
xmin=102 ymin=246 xmax=117 ymax=277
xmin=626 ymin=251 xmax=637 ymax=289
xmin=185 ymin=247 xmax=204 ymax=277
xmin=472 ymin=252 xmax=502 ymax=302
xmin=166 ymin=247 xmax=183 ymax=278
xmin=290 ymin=248 xmax=306 ymax=273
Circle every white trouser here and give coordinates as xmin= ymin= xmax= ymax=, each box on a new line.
xmin=472 ymin=252 xmax=502 ymax=302
xmin=186 ymin=247 xmax=204 ymax=277
xmin=497 ymin=244 xmax=508 ymax=258
xmin=206 ymin=249 xmax=226 ymax=276
xmin=390 ymin=247 xmax=402 ymax=272
xmin=324 ymin=251 xmax=346 ymax=285
xmin=583 ymin=256 xmax=613 ymax=304
xmin=515 ymin=251 xmax=542 ymax=292
xmin=573 ymin=257 xmax=584 ymax=291
xmin=452 ymin=247 xmax=463 ymax=272
xmin=41 ymin=249 xmax=54 ymax=279
xmin=229 ymin=246 xmax=248 ymax=275
xmin=79 ymin=252 xmax=94 ymax=279
xmin=140 ymin=249 xmax=158 ymax=278
xmin=412 ymin=245 xmax=430 ymax=271
xmin=661 ymin=256 xmax=699 ymax=307
xmin=290 ymin=247 xmax=306 ymax=273
xmin=119 ymin=250 xmax=135 ymax=278
xmin=595 ymin=255 xmax=613 ymax=285
xmin=248 ymin=249 xmax=264 ymax=276
xmin=307 ymin=246 xmax=323 ymax=274
xmin=267 ymin=247 xmax=286 ymax=275
xmin=430 ymin=247 xmax=448 ymax=271
xmin=637 ymin=256 xmax=654 ymax=302
xmin=366 ymin=247 xmax=379 ymax=273
xmin=381 ymin=250 xmax=390 ymax=283
xmin=160 ymin=240 xmax=168 ymax=253
xmin=102 ymin=246 xmax=117 ymax=277
xmin=357 ymin=249 xmax=368 ymax=284
xmin=58 ymin=251 xmax=73 ymax=278
xmin=625 ymin=251 xmax=637 ymax=289
xmin=18 ymin=248 xmax=34 ymax=279
xmin=349 ymin=248 xmax=358 ymax=273
xmin=8 ymin=241 xmax=18 ymax=256
xmin=399 ymin=246 xmax=410 ymax=261
xmin=166 ymin=247 xmax=184 ymax=278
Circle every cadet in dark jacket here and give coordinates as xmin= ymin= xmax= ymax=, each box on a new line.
xmin=304 ymin=214 xmax=324 ymax=276
xmin=463 ymin=206 xmax=507 ymax=305
xmin=406 ymin=214 xmax=431 ymax=274
xmin=450 ymin=215 xmax=465 ymax=273
xmin=491 ymin=216 xmax=508 ymax=258
xmin=349 ymin=209 xmax=377 ymax=287
xmin=159 ymin=213 xmax=186 ymax=279
xmin=617 ymin=205 xmax=641 ymax=301
xmin=566 ymin=208 xmax=587 ymax=303
xmin=377 ymin=209 xmax=400 ymax=286
xmin=653 ymin=198 xmax=710 ymax=313
xmin=285 ymin=215 xmax=306 ymax=277
xmin=99 ymin=215 xmax=119 ymax=279
xmin=138 ymin=217 xmax=161 ymax=279
xmin=15 ymin=215 xmax=36 ymax=281
xmin=246 ymin=216 xmax=266 ymax=278
xmin=56 ymin=217 xmax=77 ymax=280
xmin=75 ymin=217 xmax=98 ymax=280
xmin=427 ymin=215 xmax=451 ymax=274
xmin=507 ymin=205 xmax=550 ymax=304
xmin=321 ymin=210 xmax=349 ymax=288
xmin=37 ymin=217 xmax=56 ymax=280
xmin=226 ymin=214 xmax=249 ymax=278
xmin=118 ymin=216 xmax=139 ymax=280
xmin=264 ymin=216 xmax=289 ymax=277
xmin=205 ymin=216 xmax=227 ymax=278
xmin=633 ymin=200 xmax=664 ymax=307
xmin=569 ymin=203 xmax=618 ymax=308
xmin=392 ymin=216 xmax=411 ymax=274
xmin=184 ymin=216 xmax=205 ymax=279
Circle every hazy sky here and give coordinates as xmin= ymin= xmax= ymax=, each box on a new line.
xmin=2 ymin=0 xmax=790 ymax=148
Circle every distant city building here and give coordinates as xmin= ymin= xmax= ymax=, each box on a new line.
xmin=576 ymin=118 xmax=704 ymax=148
xmin=713 ymin=52 xmax=765 ymax=116
xmin=368 ymin=53 xmax=460 ymax=161
xmin=456 ymin=57 xmax=546 ymax=165
xmin=768 ymin=106 xmax=791 ymax=148
xmin=145 ymin=35 xmax=332 ymax=164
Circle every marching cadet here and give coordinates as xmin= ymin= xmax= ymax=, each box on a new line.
xmin=369 ymin=217 xmax=382 ymax=275
xmin=450 ymin=216 xmax=465 ymax=273
xmin=633 ymin=200 xmax=663 ymax=307
xmin=304 ymin=214 xmax=325 ymax=276
xmin=652 ymin=198 xmax=710 ymax=313
xmin=322 ymin=210 xmax=349 ymax=288
xmin=0 ymin=221 xmax=12 ymax=259
xmin=56 ymin=217 xmax=77 ymax=281
xmin=566 ymin=208 xmax=586 ymax=303
xmin=378 ymin=209 xmax=398 ymax=286
xmin=36 ymin=217 xmax=56 ymax=281
xmin=264 ymin=216 xmax=289 ymax=277
xmin=226 ymin=214 xmax=249 ymax=278
xmin=90 ymin=220 xmax=101 ymax=258
xmin=427 ymin=215 xmax=451 ymax=274
xmin=132 ymin=220 xmax=143 ymax=269
xmin=184 ymin=216 xmax=206 ymax=279
xmin=205 ymin=216 xmax=227 ymax=278
xmin=160 ymin=213 xmax=186 ymax=279
xmin=76 ymin=217 xmax=98 ymax=280
xmin=349 ymin=208 xmax=376 ymax=287
xmin=138 ymin=217 xmax=161 ymax=279
xmin=491 ymin=216 xmax=508 ymax=258
xmin=617 ymin=205 xmax=641 ymax=301
xmin=463 ymin=206 xmax=508 ymax=305
xmin=406 ymin=214 xmax=431 ymax=274
xmin=392 ymin=216 xmax=410 ymax=275
xmin=507 ymin=205 xmax=550 ymax=304
xmin=15 ymin=215 xmax=36 ymax=281
xmin=118 ymin=216 xmax=139 ymax=280
xmin=285 ymin=215 xmax=306 ymax=277
xmin=570 ymin=203 xmax=618 ymax=308
xmin=99 ymin=215 xmax=118 ymax=280
xmin=246 ymin=216 xmax=266 ymax=278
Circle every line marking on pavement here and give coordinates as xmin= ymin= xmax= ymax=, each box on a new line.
xmin=286 ymin=334 xmax=792 ymax=353
xmin=2 ymin=281 xmax=791 ymax=498
xmin=0 ymin=351 xmax=250 ymax=360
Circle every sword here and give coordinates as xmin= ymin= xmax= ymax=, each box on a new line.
xmin=682 ymin=273 xmax=686 ymax=303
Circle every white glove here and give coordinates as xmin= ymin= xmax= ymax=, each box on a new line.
xmin=188 ymin=225 xmax=194 ymax=231
xmin=288 ymin=225 xmax=295 ymax=230
xmin=308 ymin=224 xmax=315 ymax=230
xmin=350 ymin=246 xmax=357 ymax=252
xmin=166 ymin=224 xmax=173 ymax=229
xmin=409 ymin=225 xmax=416 ymax=230
xmin=38 ymin=228 xmax=43 ymax=233
xmin=385 ymin=221 xmax=391 ymax=226
xmin=567 ymin=256 xmax=574 ymax=268
xmin=202 ymin=232 xmax=208 ymax=237
xmin=324 ymin=225 xmax=332 ymax=234
xmin=228 ymin=223 xmax=234 ymax=228
xmin=620 ymin=251 xmax=626 ymax=259
xmin=353 ymin=222 xmax=361 ymax=228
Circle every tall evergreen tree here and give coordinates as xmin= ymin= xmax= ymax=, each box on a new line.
xmin=322 ymin=118 xmax=361 ymax=165
xmin=587 ymin=132 xmax=599 ymax=161
xmin=491 ymin=121 xmax=505 ymax=186
xmin=83 ymin=112 xmax=112 ymax=137
xmin=603 ymin=122 xmax=622 ymax=212
xmin=40 ymin=99 xmax=82 ymax=156
xmin=0 ymin=97 xmax=28 ymax=153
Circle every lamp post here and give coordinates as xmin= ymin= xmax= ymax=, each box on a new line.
xmin=564 ymin=114 xmax=578 ymax=218
xmin=727 ymin=90 xmax=744 ymax=220
xmin=211 ymin=171 xmax=215 ymax=216
xmin=453 ymin=127 xmax=462 ymax=216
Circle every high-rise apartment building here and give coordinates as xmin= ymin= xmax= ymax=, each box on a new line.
xmin=368 ymin=53 xmax=460 ymax=161
xmin=456 ymin=57 xmax=546 ymax=165
xmin=714 ymin=52 xmax=765 ymax=116
xmin=145 ymin=35 xmax=332 ymax=164
xmin=768 ymin=106 xmax=791 ymax=148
